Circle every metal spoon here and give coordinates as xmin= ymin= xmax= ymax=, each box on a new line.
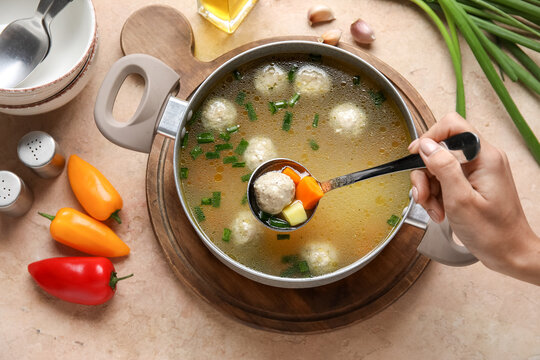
xmin=0 ymin=0 xmax=73 ymax=88
xmin=247 ymin=132 xmax=481 ymax=232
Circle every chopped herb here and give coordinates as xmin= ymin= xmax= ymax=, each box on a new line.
xmin=387 ymin=214 xmax=400 ymax=226
xmin=205 ymin=151 xmax=220 ymax=159
xmin=309 ymin=139 xmax=319 ymax=151
xmin=212 ymin=192 xmax=221 ymax=208
xmin=226 ymin=124 xmax=240 ymax=133
xmin=369 ymin=89 xmax=386 ymax=106
xmin=181 ymin=131 xmax=189 ymax=149
xmin=222 ymin=228 xmax=231 ymax=242
xmin=241 ymin=193 xmax=248 ymax=205
xmin=233 ymin=69 xmax=242 ymax=80
xmin=193 ymin=206 xmax=205 ymax=222
xmin=268 ymin=101 xmax=277 ymax=114
xmin=219 ymin=132 xmax=230 ymax=142
xmin=235 ymin=91 xmax=246 ymax=105
xmin=352 ymin=75 xmax=361 ymax=85
xmin=258 ymin=211 xmax=271 ymax=221
xmin=282 ymin=111 xmax=293 ymax=131
xmin=232 ymin=162 xmax=245 ymax=168
xmin=280 ymin=266 xmax=298 ymax=278
xmin=309 ymin=53 xmax=322 ymax=62
xmin=268 ymin=216 xmax=290 ymax=228
xmin=312 ymin=113 xmax=319 ymax=128
xmin=298 ymin=260 xmax=310 ymax=273
xmin=187 ymin=110 xmax=201 ymax=126
xmin=245 ymin=102 xmax=257 ymax=121
xmin=241 ymin=172 xmax=252 ymax=182
xmin=235 ymin=138 xmax=249 ymax=155
xmin=180 ymin=167 xmax=188 ymax=179
xmin=288 ymin=65 xmax=298 ymax=83
xmin=281 ymin=254 xmax=299 ymax=264
xmin=190 ymin=145 xmax=203 ymax=160
xmin=274 ymin=101 xmax=288 ymax=109
xmin=197 ymin=132 xmax=214 ymax=144
xmin=280 ymin=262 xmax=311 ymax=278
xmin=215 ymin=143 xmax=233 ymax=151
xmin=223 ymin=155 xmax=238 ymax=164
xmin=288 ymin=93 xmax=300 ymax=107
xmin=201 ymin=197 xmax=212 ymax=205
xmin=277 ymin=234 xmax=290 ymax=240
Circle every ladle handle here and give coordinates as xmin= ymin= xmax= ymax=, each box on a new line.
xmin=323 ymin=132 xmax=480 ymax=192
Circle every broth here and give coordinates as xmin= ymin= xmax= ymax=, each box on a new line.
xmin=178 ymin=54 xmax=412 ymax=277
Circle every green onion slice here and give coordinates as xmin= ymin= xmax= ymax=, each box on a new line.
xmin=180 ymin=167 xmax=188 ymax=179
xmin=312 ymin=113 xmax=319 ymax=128
xmin=222 ymin=228 xmax=231 ymax=242
xmin=298 ymin=260 xmax=310 ymax=273
xmin=241 ymin=193 xmax=248 ymax=205
xmin=288 ymin=93 xmax=300 ymax=107
xmin=223 ymin=155 xmax=238 ymax=164
xmin=282 ymin=111 xmax=293 ymax=131
xmin=197 ymin=132 xmax=214 ymax=144
xmin=226 ymin=124 xmax=240 ymax=133
xmin=268 ymin=217 xmax=290 ymax=228
xmin=281 ymin=254 xmax=299 ymax=264
xmin=219 ymin=132 xmax=230 ymax=142
xmin=309 ymin=139 xmax=319 ymax=151
xmin=241 ymin=173 xmax=252 ymax=182
xmin=274 ymin=101 xmax=288 ymax=109
xmin=193 ymin=206 xmax=205 ymax=222
xmin=387 ymin=214 xmax=400 ymax=226
xmin=369 ymin=90 xmax=386 ymax=106
xmin=232 ymin=162 xmax=245 ymax=168
xmin=212 ymin=192 xmax=221 ymax=208
xmin=215 ymin=143 xmax=233 ymax=151
xmin=233 ymin=69 xmax=242 ymax=80
xmin=235 ymin=91 xmax=246 ymax=105
xmin=205 ymin=152 xmax=220 ymax=159
xmin=245 ymin=102 xmax=257 ymax=121
xmin=268 ymin=101 xmax=277 ymax=114
xmin=201 ymin=197 xmax=212 ymax=205
xmin=190 ymin=145 xmax=203 ymax=160
xmin=288 ymin=65 xmax=298 ymax=83
xmin=235 ymin=138 xmax=249 ymax=155
xmin=181 ymin=131 xmax=189 ymax=149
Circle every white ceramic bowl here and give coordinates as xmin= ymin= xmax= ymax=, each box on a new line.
xmin=0 ymin=0 xmax=96 ymax=106
xmin=0 ymin=35 xmax=98 ymax=115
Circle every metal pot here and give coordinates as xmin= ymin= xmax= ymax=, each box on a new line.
xmin=94 ymin=41 xmax=477 ymax=288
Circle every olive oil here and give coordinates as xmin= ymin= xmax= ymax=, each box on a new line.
xmin=198 ymin=0 xmax=258 ymax=33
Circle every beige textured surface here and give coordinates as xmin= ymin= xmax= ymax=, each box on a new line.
xmin=1 ymin=0 xmax=539 ymax=359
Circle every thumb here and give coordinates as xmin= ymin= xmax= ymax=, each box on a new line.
xmin=419 ymin=138 xmax=473 ymax=205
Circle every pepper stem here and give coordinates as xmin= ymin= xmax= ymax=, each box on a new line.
xmin=38 ymin=212 xmax=55 ymax=221
xmin=109 ymin=272 xmax=134 ymax=290
xmin=110 ymin=210 xmax=122 ymax=224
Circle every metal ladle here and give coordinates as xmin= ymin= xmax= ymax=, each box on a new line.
xmin=247 ymin=132 xmax=481 ymax=232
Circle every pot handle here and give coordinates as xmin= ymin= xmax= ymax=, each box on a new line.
xmin=94 ymin=54 xmax=180 ymax=153
xmin=405 ymin=201 xmax=478 ymax=266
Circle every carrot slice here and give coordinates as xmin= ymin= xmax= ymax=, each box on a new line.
xmin=295 ymin=176 xmax=324 ymax=210
xmin=282 ymin=166 xmax=301 ymax=185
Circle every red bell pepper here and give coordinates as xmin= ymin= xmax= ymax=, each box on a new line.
xmin=28 ymin=257 xmax=133 ymax=305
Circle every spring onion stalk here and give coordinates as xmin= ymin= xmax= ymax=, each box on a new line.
xmin=472 ymin=17 xmax=540 ymax=52
xmin=501 ymin=40 xmax=540 ymax=81
xmin=482 ymin=0 xmax=540 ymax=20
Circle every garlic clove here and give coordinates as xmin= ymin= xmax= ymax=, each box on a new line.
xmin=318 ymin=29 xmax=342 ymax=46
xmin=308 ymin=4 xmax=335 ymax=25
xmin=350 ymin=19 xmax=376 ymax=44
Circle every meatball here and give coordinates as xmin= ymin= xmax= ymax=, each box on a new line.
xmin=254 ymin=171 xmax=295 ymax=215
xmin=301 ymin=242 xmax=338 ymax=276
xmin=243 ymin=136 xmax=277 ymax=170
xmin=230 ymin=211 xmax=262 ymax=245
xmin=294 ymin=65 xmax=331 ymax=96
xmin=201 ymin=97 xmax=237 ymax=131
xmin=329 ymin=102 xmax=367 ymax=136
xmin=254 ymin=65 xmax=288 ymax=96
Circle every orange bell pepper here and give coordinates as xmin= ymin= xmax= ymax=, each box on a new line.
xmin=295 ymin=176 xmax=324 ymax=210
xmin=68 ymin=155 xmax=123 ymax=223
xmin=38 ymin=208 xmax=130 ymax=257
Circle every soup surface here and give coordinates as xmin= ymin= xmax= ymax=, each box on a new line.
xmin=178 ymin=54 xmax=412 ymax=278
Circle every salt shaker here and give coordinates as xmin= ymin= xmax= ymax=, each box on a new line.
xmin=17 ymin=131 xmax=65 ymax=178
xmin=0 ymin=171 xmax=34 ymax=217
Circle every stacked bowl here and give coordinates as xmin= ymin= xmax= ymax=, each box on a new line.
xmin=0 ymin=0 xmax=98 ymax=115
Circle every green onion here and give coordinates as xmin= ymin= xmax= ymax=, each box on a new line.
xmin=205 ymin=152 xmax=220 ymax=159
xmin=190 ymin=145 xmax=203 ymax=160
xmin=232 ymin=162 xmax=245 ymax=168
xmin=222 ymin=228 xmax=231 ymax=242
xmin=309 ymin=139 xmax=319 ymax=151
xmin=241 ymin=193 xmax=248 ymax=205
xmin=241 ymin=173 xmax=252 ymax=182
xmin=235 ymin=138 xmax=249 ymax=155
xmin=245 ymin=102 xmax=257 ymax=121
xmin=352 ymin=75 xmax=361 ymax=85
xmin=472 ymin=17 xmax=540 ymax=53
xmin=288 ymin=65 xmax=298 ymax=83
xmin=179 ymin=167 xmax=188 ymax=179
xmin=288 ymin=93 xmax=300 ymax=107
xmin=298 ymin=260 xmax=310 ymax=273
xmin=280 ymin=266 xmax=298 ymax=278
xmin=181 ymin=131 xmax=189 ymax=149
xmin=368 ymin=90 xmax=386 ymax=106
xmin=235 ymin=91 xmax=246 ymax=105
xmin=387 ymin=214 xmax=400 ymax=226
xmin=268 ymin=102 xmax=278 ymax=114
xmin=193 ymin=206 xmax=205 ymax=222
xmin=282 ymin=111 xmax=293 ymax=131
xmin=309 ymin=53 xmax=322 ymax=62
xmin=268 ymin=217 xmax=290 ymax=228
xmin=201 ymin=197 xmax=212 ymax=205
xmin=501 ymin=40 xmax=540 ymax=81
xmin=223 ymin=155 xmax=238 ymax=164
xmin=233 ymin=69 xmax=242 ymax=80
xmin=277 ymin=234 xmax=290 ymax=240
xmin=219 ymin=132 xmax=230 ymax=142
xmin=215 ymin=143 xmax=233 ymax=151
xmin=274 ymin=101 xmax=288 ymax=109
xmin=258 ymin=210 xmax=271 ymax=221
xmin=281 ymin=254 xmax=298 ymax=264
xmin=197 ymin=132 xmax=214 ymax=144
xmin=212 ymin=192 xmax=221 ymax=208
xmin=187 ymin=110 xmax=201 ymax=126
xmin=226 ymin=124 xmax=240 ymax=133
xmin=312 ymin=113 xmax=319 ymax=128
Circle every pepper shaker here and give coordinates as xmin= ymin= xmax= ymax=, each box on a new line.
xmin=0 ymin=171 xmax=34 ymax=217
xmin=17 ymin=131 xmax=65 ymax=178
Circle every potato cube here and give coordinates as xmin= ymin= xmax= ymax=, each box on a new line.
xmin=282 ymin=201 xmax=308 ymax=226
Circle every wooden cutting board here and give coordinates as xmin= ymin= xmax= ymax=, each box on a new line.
xmin=121 ymin=5 xmax=435 ymax=333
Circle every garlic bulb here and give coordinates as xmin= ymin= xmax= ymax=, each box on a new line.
xmin=307 ymin=5 xmax=335 ymax=25
xmin=318 ymin=29 xmax=342 ymax=46
xmin=350 ymin=19 xmax=375 ymax=44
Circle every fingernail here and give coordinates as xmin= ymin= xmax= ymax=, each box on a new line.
xmin=412 ymin=186 xmax=418 ymax=202
xmin=408 ymin=139 xmax=419 ymax=151
xmin=420 ymin=138 xmax=441 ymax=156
xmin=427 ymin=209 xmax=440 ymax=223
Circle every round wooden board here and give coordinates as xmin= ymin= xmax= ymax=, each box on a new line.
xmin=122 ymin=5 xmax=436 ymax=333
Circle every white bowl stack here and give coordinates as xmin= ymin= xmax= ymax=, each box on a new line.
xmin=0 ymin=0 xmax=98 ymax=115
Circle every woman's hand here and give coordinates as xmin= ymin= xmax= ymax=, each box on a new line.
xmin=409 ymin=112 xmax=540 ymax=285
